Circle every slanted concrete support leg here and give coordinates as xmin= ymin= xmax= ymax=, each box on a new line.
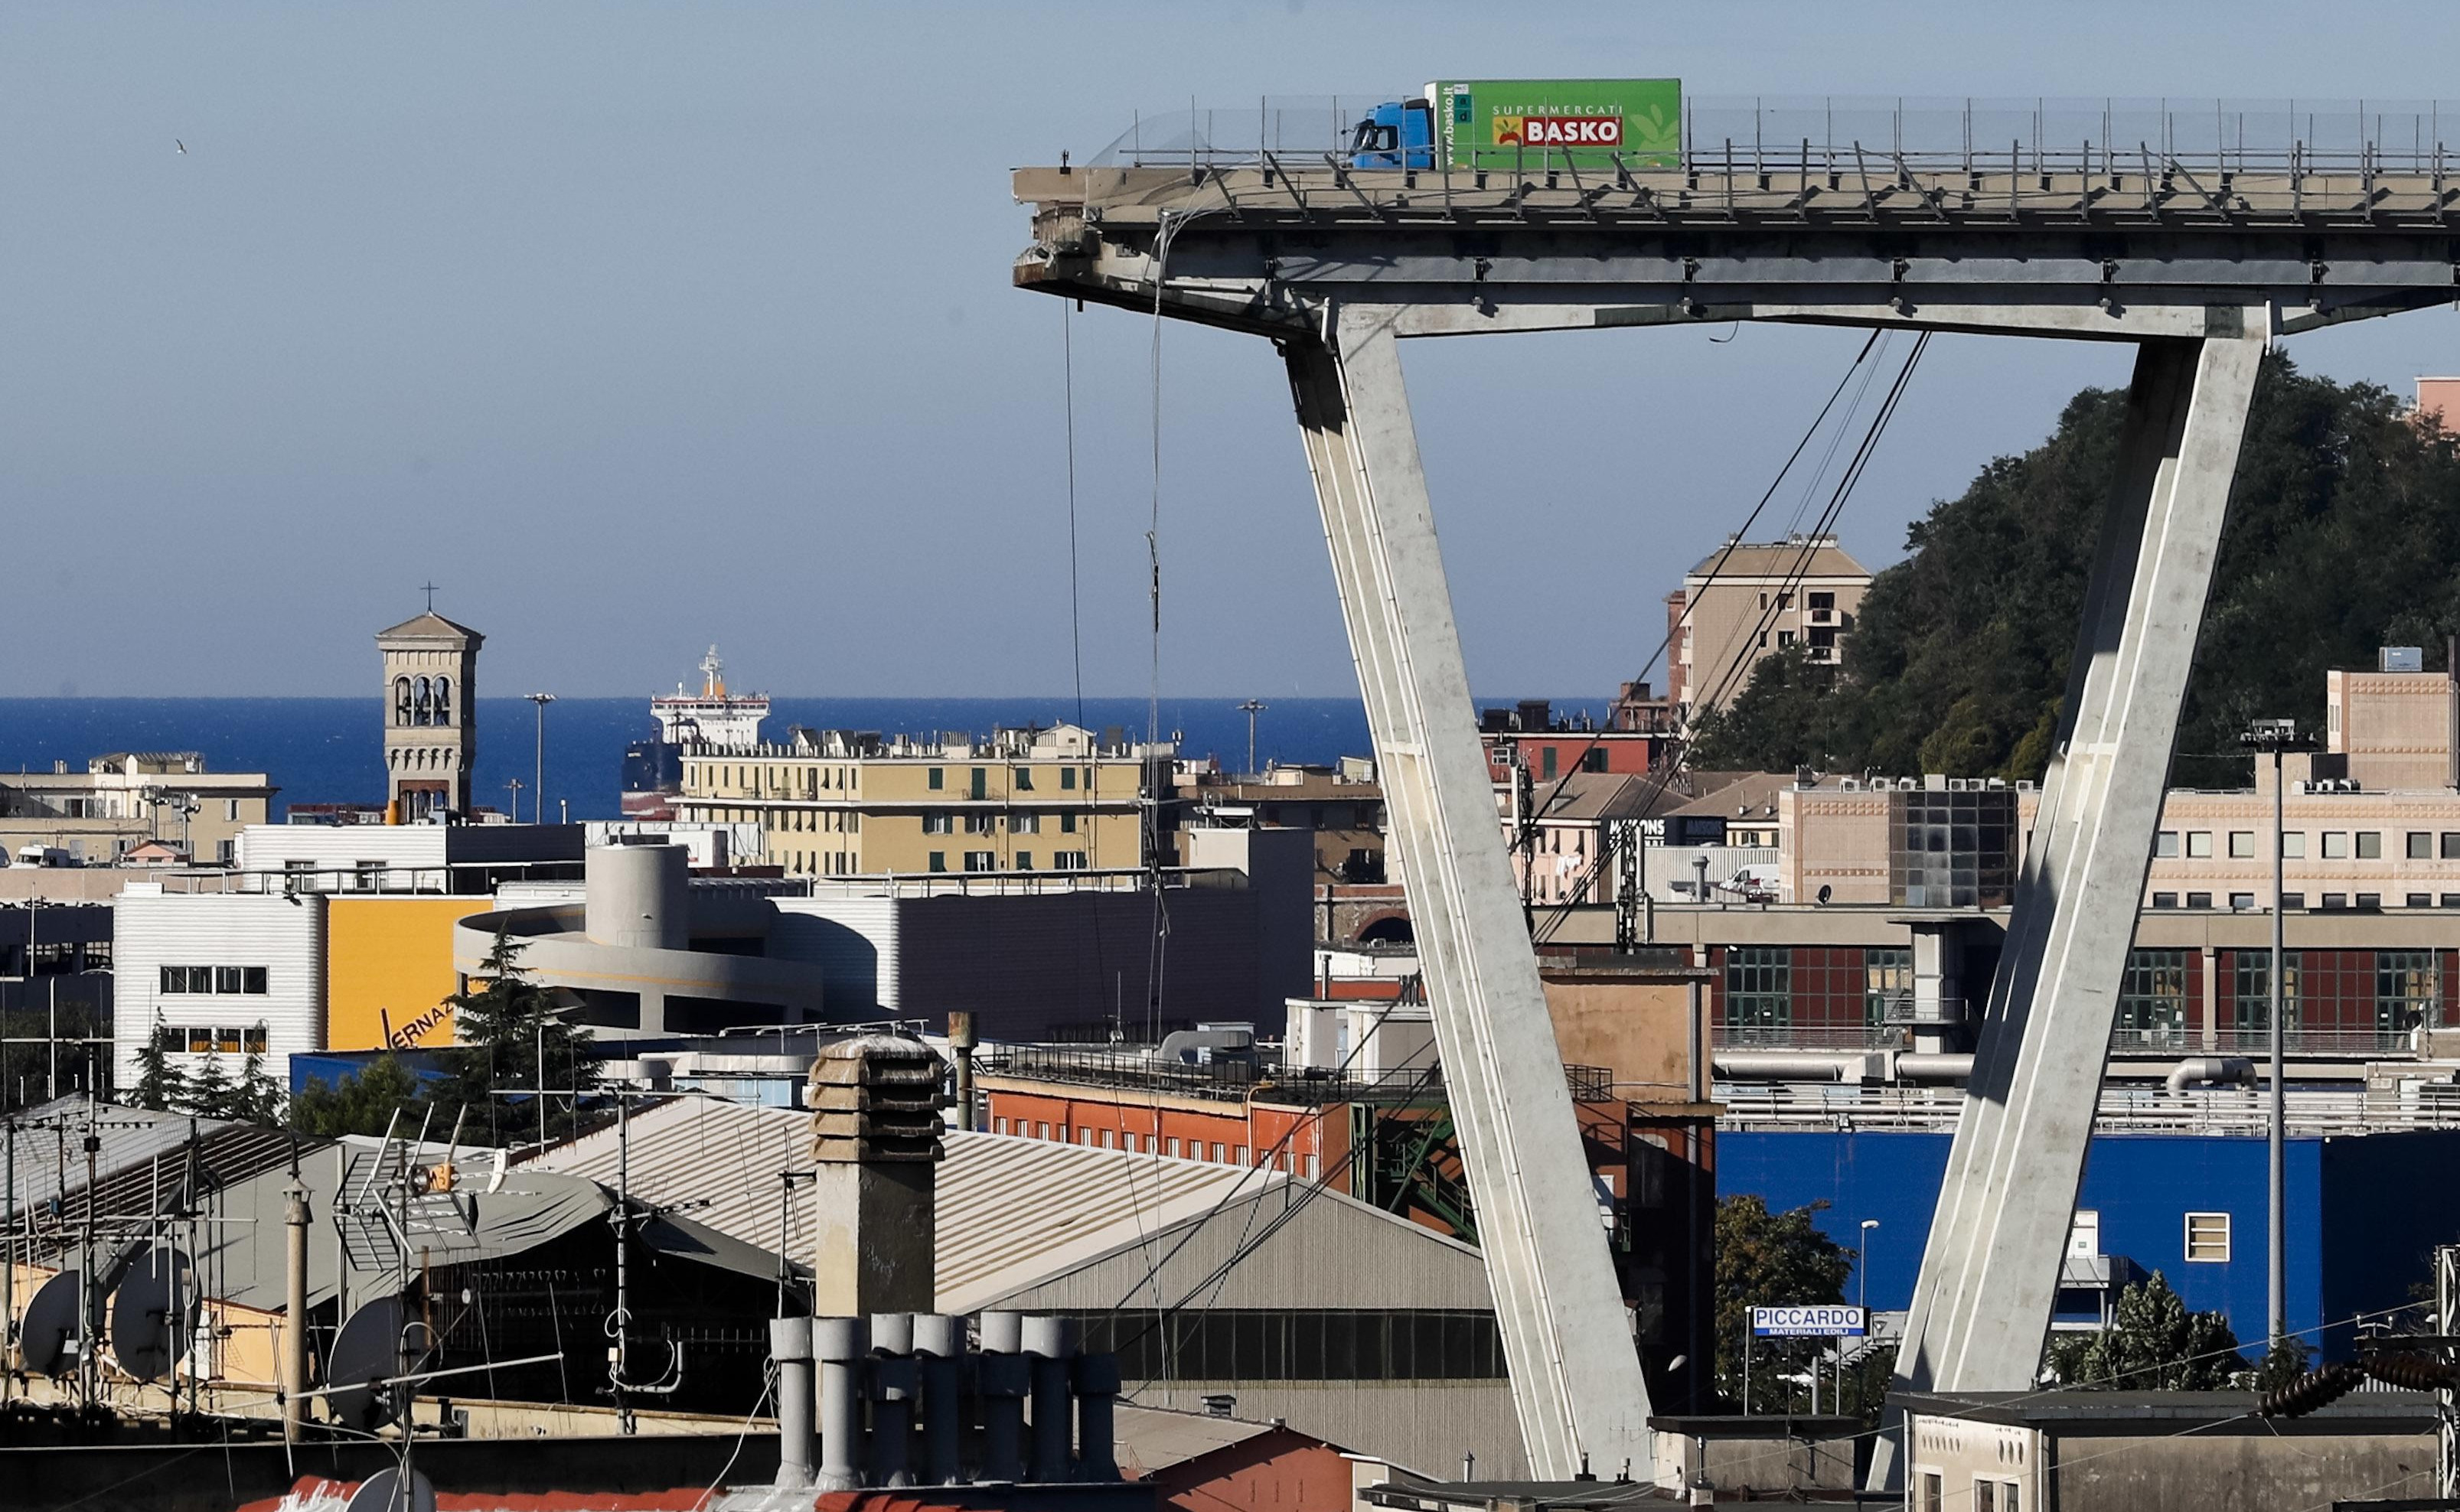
xmin=1871 ymin=328 xmax=2266 ymax=1488
xmin=1284 ymin=304 xmax=1653 ymax=1479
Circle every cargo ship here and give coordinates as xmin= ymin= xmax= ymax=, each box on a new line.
xmin=620 ymin=646 xmax=770 ymax=818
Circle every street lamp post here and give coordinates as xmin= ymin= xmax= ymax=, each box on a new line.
xmin=1858 ymin=1218 xmax=1880 ymax=1315
xmin=2240 ymin=718 xmax=2314 ymax=1351
xmin=506 ymin=777 xmax=524 ymax=822
xmin=1236 ymin=699 xmax=1268 ymax=778
xmin=525 ymin=693 xmax=557 ymax=824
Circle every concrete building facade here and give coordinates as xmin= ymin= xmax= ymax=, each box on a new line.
xmin=1665 ymin=533 xmax=1872 ymax=725
xmin=0 ymin=752 xmax=274 ymax=865
xmin=674 ymin=722 xmax=1155 ymax=879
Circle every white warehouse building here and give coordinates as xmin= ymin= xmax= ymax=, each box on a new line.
xmin=110 ymin=886 xmax=325 ymax=1090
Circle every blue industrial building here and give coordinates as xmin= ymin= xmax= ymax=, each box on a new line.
xmin=1718 ymin=1129 xmax=2460 ymax=1358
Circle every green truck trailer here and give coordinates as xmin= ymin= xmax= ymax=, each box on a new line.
xmin=1349 ymin=79 xmax=1682 ymax=171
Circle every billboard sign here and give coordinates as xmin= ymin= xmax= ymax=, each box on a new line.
xmin=1752 ymin=1305 xmax=1867 ymax=1338
xmin=1436 ymin=79 xmax=1682 ymax=171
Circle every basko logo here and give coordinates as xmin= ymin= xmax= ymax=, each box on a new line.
xmin=1752 ymin=1305 xmax=1868 ymax=1338
xmin=1493 ymin=115 xmax=1623 ymax=148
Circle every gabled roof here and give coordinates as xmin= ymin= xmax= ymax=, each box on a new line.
xmin=376 ymin=611 xmax=484 ymax=644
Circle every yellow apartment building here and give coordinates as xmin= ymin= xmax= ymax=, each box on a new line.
xmin=672 ymin=722 xmax=1163 ymax=878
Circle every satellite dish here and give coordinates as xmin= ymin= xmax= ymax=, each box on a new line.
xmin=324 ymin=1295 xmax=434 ymax=1432
xmin=111 ymin=1244 xmax=197 ymax=1383
xmin=484 ymin=1146 xmax=507 ymax=1194
xmin=343 ymin=1467 xmax=436 ymax=1512
xmin=1816 ymin=884 xmax=1833 ymax=905
xmin=21 ymin=1269 xmax=85 ymax=1377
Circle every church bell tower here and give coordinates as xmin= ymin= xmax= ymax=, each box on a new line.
xmin=377 ymin=601 xmax=482 ymax=820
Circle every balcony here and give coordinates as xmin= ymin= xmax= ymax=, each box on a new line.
xmin=1713 ymin=1022 xmax=1907 ymax=1051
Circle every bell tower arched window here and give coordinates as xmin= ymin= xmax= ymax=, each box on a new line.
xmin=415 ymin=676 xmax=433 ymax=726
xmin=394 ymin=677 xmax=413 ymax=727
xmin=434 ymin=676 xmax=452 ymax=726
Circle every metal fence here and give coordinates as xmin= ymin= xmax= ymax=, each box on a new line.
xmin=1716 ymin=1080 xmax=2460 ymax=1136
xmin=1091 ymin=94 xmax=2460 ymax=180
xmin=977 ymin=1044 xmax=1615 ymax=1105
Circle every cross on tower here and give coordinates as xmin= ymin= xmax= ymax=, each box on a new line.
xmin=420 ymin=581 xmax=440 ymax=613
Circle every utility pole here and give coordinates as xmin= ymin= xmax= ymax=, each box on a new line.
xmin=525 ymin=693 xmax=557 ymax=824
xmin=1235 ymin=699 xmax=1267 ymax=777
xmin=2241 ymin=718 xmax=2312 ymax=1351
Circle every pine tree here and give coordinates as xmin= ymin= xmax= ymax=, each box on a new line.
xmin=432 ymin=928 xmax=601 ymax=1147
xmin=2042 ymin=1272 xmax=2245 ymax=1390
xmin=229 ymin=1027 xmax=285 ymax=1126
xmin=289 ymin=1054 xmax=426 ymax=1139
xmin=127 ymin=1014 xmax=188 ymax=1113
xmin=186 ymin=1054 xmax=235 ymax=1120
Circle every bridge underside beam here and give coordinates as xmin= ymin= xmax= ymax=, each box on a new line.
xmin=1284 ymin=305 xmax=1653 ymax=1480
xmin=1869 ymin=326 xmax=2266 ymax=1487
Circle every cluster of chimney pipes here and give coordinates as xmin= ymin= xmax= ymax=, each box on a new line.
xmin=770 ymin=1310 xmax=1121 ymax=1489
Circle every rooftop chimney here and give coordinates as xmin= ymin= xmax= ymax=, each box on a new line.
xmin=808 ymin=1035 xmax=946 ymax=1317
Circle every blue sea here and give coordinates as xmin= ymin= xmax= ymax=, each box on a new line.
xmin=0 ymin=696 xmax=1608 ymax=820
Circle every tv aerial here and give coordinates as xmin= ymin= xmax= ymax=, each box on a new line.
xmin=109 ymin=1243 xmax=197 ymax=1383
xmin=19 ymin=1269 xmax=87 ymax=1378
xmin=324 ymin=1293 xmax=435 ymax=1434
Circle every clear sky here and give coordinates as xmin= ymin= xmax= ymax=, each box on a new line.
xmin=8 ymin=2 xmax=2460 ymax=699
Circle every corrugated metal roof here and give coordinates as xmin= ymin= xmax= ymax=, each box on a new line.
xmin=1112 ymin=1402 xmax=1280 ymax=1475
xmin=0 ymin=1099 xmax=251 ymax=1225
xmin=528 ymin=1097 xmax=1303 ymax=1315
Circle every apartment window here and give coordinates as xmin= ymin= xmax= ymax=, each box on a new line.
xmin=161 ymin=966 xmax=187 ymax=995
xmin=2188 ymin=831 xmax=2214 ymax=858
xmin=2187 ymin=891 xmax=2212 ymax=909
xmin=1540 ymin=748 xmax=1558 ymax=780
xmin=963 ymin=851 xmax=996 ymax=872
xmin=2321 ymin=893 xmax=2347 ymax=910
xmin=2409 ymin=894 xmax=2434 ymax=908
xmin=963 ymin=813 xmax=994 ymax=835
xmin=1055 ymin=851 xmax=1088 ymax=870
xmin=923 ymin=813 xmax=952 ymax=833
xmin=2231 ymin=892 xmax=2257 ymax=910
xmin=2413 ymin=833 xmax=2436 ymax=859
xmin=2445 ymin=894 xmax=2460 ymax=908
xmin=1015 ymin=767 xmax=1034 ymax=792
xmin=1165 ymin=1138 xmax=1181 ymax=1157
xmin=2155 ymin=830 xmax=2180 ymax=858
xmin=1233 ymin=1146 xmax=1250 ymax=1165
xmin=2378 ymin=950 xmax=2440 ymax=1037
xmin=1809 ymin=591 xmax=1835 ymax=610
xmin=1061 ymin=767 xmax=1078 ymax=790
xmin=1014 ymin=812 xmax=1040 ymax=834
xmin=928 ymin=767 xmax=944 ymax=790
xmin=2357 ymin=892 xmax=2383 ymax=909
xmin=970 ymin=767 xmax=987 ymax=800
xmin=2282 ymin=892 xmax=2306 ymax=909
xmin=1776 ymin=592 xmax=1793 ymax=610
xmin=2321 ymin=832 xmax=2347 ymax=859
xmin=2283 ymin=832 xmax=2308 ymax=859
xmin=2151 ymin=892 xmax=2178 ymax=908
xmin=215 ymin=966 xmax=243 ymax=995
xmin=1724 ymin=947 xmax=1791 ymax=1036
xmin=2227 ymin=831 xmax=2255 ymax=859
xmin=1209 ymin=1142 xmax=1226 ymax=1162
xmin=928 ymin=852 xmax=947 ymax=873
xmin=1016 ymin=852 xmax=1033 ymax=871
xmin=1757 ymin=591 xmax=1769 ymax=610
xmin=1864 ymin=947 xmax=1913 ymax=1026
xmin=2115 ymin=949 xmax=2189 ymax=1049
xmin=2357 ymin=831 xmax=2383 ymax=859
xmin=1061 ymin=812 xmax=1078 ymax=834
xmin=1034 ymin=1122 xmax=1051 ymax=1140
xmin=1975 ymin=1483 xmax=1995 ymax=1512
xmin=2444 ymin=833 xmax=2460 ymax=859
xmin=2184 ymin=1211 xmax=2231 ymax=1262
xmin=1919 ymin=1473 xmax=1943 ymax=1512
xmin=993 ymin=1117 xmax=1008 ymax=1134
xmin=1776 ymin=629 xmax=1796 ymax=647
xmin=223 ymin=799 xmax=240 ymax=823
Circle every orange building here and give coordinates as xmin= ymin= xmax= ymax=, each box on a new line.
xmin=325 ymin=894 xmax=491 ymax=1050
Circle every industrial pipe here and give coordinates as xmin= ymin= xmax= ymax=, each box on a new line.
xmin=977 ymin=1311 xmax=1029 ymax=1482
xmin=1022 ymin=1315 xmax=1079 ymax=1483
xmin=1073 ymin=1351 xmax=1121 ymax=1482
xmin=870 ymin=1312 xmax=917 ymax=1488
xmin=2167 ymin=1055 xmax=2257 ymax=1093
xmin=1711 ymin=1051 xmax=1976 ymax=1083
xmin=913 ymin=1313 xmax=966 ymax=1485
xmin=283 ymin=1181 xmax=309 ymax=1445
xmin=1897 ymin=1054 xmax=1975 ymax=1081
xmin=770 ymin=1315 xmax=816 ymax=1488
xmin=815 ymin=1315 xmax=869 ymax=1491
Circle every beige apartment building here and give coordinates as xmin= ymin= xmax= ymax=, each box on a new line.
xmin=673 ymin=722 xmax=1160 ymax=878
xmin=0 ymin=752 xmax=275 ymax=865
xmin=1666 ymin=533 xmax=1873 ymax=725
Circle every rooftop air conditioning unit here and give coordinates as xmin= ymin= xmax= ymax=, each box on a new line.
xmin=1840 ymin=777 xmax=1861 ymax=791
xmin=2017 ymin=780 xmax=2035 ymax=792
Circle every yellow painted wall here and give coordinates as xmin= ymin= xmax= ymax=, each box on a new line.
xmin=327 ymin=896 xmax=485 ymax=1050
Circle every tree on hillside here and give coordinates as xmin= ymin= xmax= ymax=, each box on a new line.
xmin=431 ymin=929 xmax=602 ymax=1147
xmin=1692 ymin=355 xmax=2460 ymax=784
xmin=289 ymin=1054 xmax=427 ymax=1140
xmin=2041 ymin=1272 xmax=2244 ymax=1390
xmin=1714 ymin=1194 xmax=1855 ymax=1414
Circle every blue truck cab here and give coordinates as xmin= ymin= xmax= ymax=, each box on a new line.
xmin=1349 ymin=96 xmax=1435 ymax=170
